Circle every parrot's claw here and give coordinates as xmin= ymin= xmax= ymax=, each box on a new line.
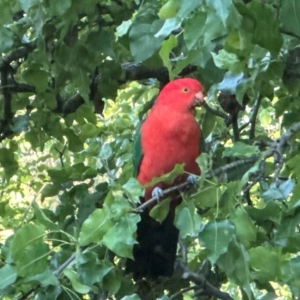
xmin=187 ymin=174 xmax=197 ymax=186
xmin=152 ymin=187 xmax=164 ymax=202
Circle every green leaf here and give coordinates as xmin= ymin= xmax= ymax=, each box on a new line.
xmin=249 ymin=246 xmax=279 ymax=282
xmin=79 ymin=123 xmax=101 ymax=141
xmin=149 ymin=197 xmax=172 ymax=222
xmin=116 ymin=20 xmax=132 ymax=37
xmin=217 ymin=72 xmax=244 ymax=93
xmin=262 ymin=180 xmax=294 ymax=203
xmin=247 ymin=201 xmax=282 ymax=224
xmin=49 ymin=0 xmax=72 ymax=16
xmin=0 ymin=148 xmax=19 ymax=179
xmin=280 ymin=0 xmax=300 ymax=36
xmin=121 ymin=294 xmax=141 ymax=300
xmin=41 ymin=183 xmax=60 ymax=198
xmin=175 ymin=200 xmax=202 ymax=238
xmin=155 ymin=18 xmax=181 ymax=39
xmin=129 ymin=2 xmax=164 ymax=62
xmin=0 ymin=27 xmax=14 ymax=53
xmin=11 ymin=223 xmax=45 ymax=261
xmin=19 ymin=0 xmax=40 ymax=12
xmin=25 ymin=269 xmax=59 ymax=286
xmin=64 ymin=128 xmax=84 ymax=152
xmin=0 ymin=2 xmax=12 ymax=25
xmin=76 ymin=103 xmax=97 ymax=124
xmin=103 ymin=213 xmax=140 ymax=258
xmin=122 ymin=178 xmax=143 ymax=200
xmin=198 ymin=219 xmax=236 ymax=264
xmin=47 ymin=168 xmax=70 ymax=185
xmin=146 ymin=164 xmax=185 ymax=187
xmin=158 ymin=0 xmax=179 ymax=19
xmin=195 ymin=184 xmax=219 ymax=207
xmin=103 ymin=268 xmax=122 ymax=295
xmin=230 ymin=206 xmax=257 ymax=248
xmin=203 ymin=11 xmax=226 ymax=45
xmin=196 ymin=153 xmax=209 ymax=185
xmin=281 ymin=256 xmax=300 ymax=295
xmin=64 ymin=269 xmax=90 ymax=294
xmin=77 ymin=251 xmax=113 ymax=285
xmin=176 ymin=0 xmax=202 ymax=19
xmin=156 ymin=0 xmax=202 ymax=38
xmin=218 ymin=238 xmax=253 ymax=298
xmin=32 ymin=201 xmax=59 ymax=230
xmin=206 ymin=0 xmax=231 ymax=26
xmin=16 ymin=243 xmax=49 ymax=277
xmin=217 ymin=238 xmax=252 ymax=298
xmin=223 ymin=142 xmax=259 ymax=158
xmin=12 ymin=115 xmax=29 ymax=134
xmin=159 ymin=35 xmax=178 ymax=79
xmin=72 ymin=69 xmax=90 ymax=102
xmin=237 ymin=2 xmax=283 ymax=55
xmin=99 ymin=143 xmax=112 ymax=160
xmin=0 ymin=265 xmax=17 ymax=289
xmin=211 ymin=49 xmax=242 ymax=72
xmin=22 ymin=68 xmax=49 ymax=93
xmin=184 ymin=11 xmax=206 ymax=50
xmin=79 ymin=209 xmax=114 ymax=246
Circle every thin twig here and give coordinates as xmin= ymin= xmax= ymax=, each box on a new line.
xmin=18 ymin=284 xmax=40 ymax=300
xmin=239 ymin=95 xmax=262 ymax=137
xmin=132 ymin=181 xmax=191 ymax=212
xmin=54 ymin=143 xmax=67 ymax=169
xmin=170 ymin=286 xmax=196 ymax=300
xmin=53 ymin=253 xmax=76 ymax=277
xmin=212 ymin=157 xmax=257 ymax=178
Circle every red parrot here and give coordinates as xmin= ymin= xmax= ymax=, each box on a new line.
xmin=126 ymin=78 xmax=204 ymax=280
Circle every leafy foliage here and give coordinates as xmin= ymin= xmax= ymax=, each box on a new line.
xmin=0 ymin=0 xmax=300 ymax=299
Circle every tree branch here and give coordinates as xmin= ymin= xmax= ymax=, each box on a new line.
xmin=177 ymin=262 xmax=233 ymax=300
xmin=0 ymin=40 xmax=37 ymax=69
xmin=249 ymin=95 xmax=262 ymax=139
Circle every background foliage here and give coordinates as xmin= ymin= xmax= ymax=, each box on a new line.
xmin=0 ymin=0 xmax=300 ymax=299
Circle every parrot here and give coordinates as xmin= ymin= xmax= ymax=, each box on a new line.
xmin=126 ymin=78 xmax=204 ymax=280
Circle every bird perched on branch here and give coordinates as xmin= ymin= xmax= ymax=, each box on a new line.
xmin=126 ymin=78 xmax=204 ymax=280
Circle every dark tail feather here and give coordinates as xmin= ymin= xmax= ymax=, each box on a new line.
xmin=126 ymin=210 xmax=179 ymax=280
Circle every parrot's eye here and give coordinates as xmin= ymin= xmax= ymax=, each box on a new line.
xmin=182 ymin=87 xmax=189 ymax=92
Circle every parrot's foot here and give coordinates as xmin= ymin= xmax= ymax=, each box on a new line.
xmin=152 ymin=187 xmax=164 ymax=202
xmin=187 ymin=174 xmax=197 ymax=186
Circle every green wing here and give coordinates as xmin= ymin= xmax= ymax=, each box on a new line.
xmin=132 ymin=121 xmax=143 ymax=178
xmin=133 ymin=93 xmax=157 ymax=177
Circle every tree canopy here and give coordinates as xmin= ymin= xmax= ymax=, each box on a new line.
xmin=1 ymin=0 xmax=300 ymax=299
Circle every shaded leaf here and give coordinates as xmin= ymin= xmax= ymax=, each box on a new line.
xmin=230 ymin=206 xmax=257 ymax=248
xmin=199 ymin=219 xmax=236 ymax=264
xmin=223 ymin=142 xmax=259 ymax=158
xmin=175 ymin=200 xmax=202 ymax=238
xmin=103 ymin=213 xmax=140 ymax=258
xmin=77 ymin=251 xmax=113 ymax=285
xmin=79 ymin=209 xmax=114 ymax=246
xmin=64 ymin=269 xmax=90 ymax=294
xmin=11 ymin=223 xmax=45 ymax=261
xmin=0 ymin=265 xmax=17 ymax=289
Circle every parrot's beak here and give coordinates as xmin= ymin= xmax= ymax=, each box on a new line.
xmin=193 ymin=91 xmax=205 ymax=106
